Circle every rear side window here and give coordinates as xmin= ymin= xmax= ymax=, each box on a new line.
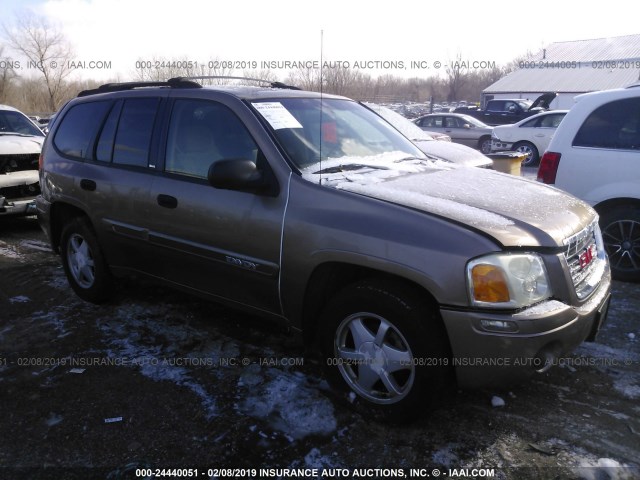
xmin=53 ymin=101 xmax=112 ymax=159
xmin=573 ymin=97 xmax=640 ymax=150
xmin=112 ymin=98 xmax=161 ymax=167
xmin=486 ymin=101 xmax=505 ymax=112
xmin=419 ymin=117 xmax=442 ymax=128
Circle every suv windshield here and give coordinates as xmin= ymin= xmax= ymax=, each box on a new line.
xmin=252 ymin=98 xmax=425 ymax=170
xmin=0 ymin=110 xmax=45 ymax=137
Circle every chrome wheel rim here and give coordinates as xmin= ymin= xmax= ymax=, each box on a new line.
xmin=334 ymin=312 xmax=415 ymax=404
xmin=603 ymin=219 xmax=640 ymax=273
xmin=515 ymin=144 xmax=536 ymax=165
xmin=67 ymin=233 xmax=95 ymax=289
xmin=480 ymin=139 xmax=492 ymax=154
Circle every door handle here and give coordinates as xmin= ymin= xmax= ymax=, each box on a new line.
xmin=157 ymin=194 xmax=178 ymax=209
xmin=80 ymin=179 xmax=96 ymax=191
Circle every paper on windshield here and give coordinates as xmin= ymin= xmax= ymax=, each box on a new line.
xmin=253 ymin=102 xmax=302 ymax=130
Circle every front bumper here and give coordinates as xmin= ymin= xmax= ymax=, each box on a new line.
xmin=0 ymin=196 xmax=38 ymax=216
xmin=490 ymin=139 xmax=514 ymax=152
xmin=441 ymin=268 xmax=612 ymax=389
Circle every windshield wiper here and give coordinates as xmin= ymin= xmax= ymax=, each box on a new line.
xmin=313 ymin=164 xmax=390 ymax=174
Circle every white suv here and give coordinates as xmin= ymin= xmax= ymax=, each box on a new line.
xmin=538 ymin=85 xmax=640 ymax=281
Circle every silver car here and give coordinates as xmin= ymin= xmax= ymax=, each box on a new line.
xmin=37 ymin=78 xmax=611 ymax=419
xmin=364 ymin=103 xmax=493 ymax=169
xmin=415 ymin=113 xmax=494 ymax=154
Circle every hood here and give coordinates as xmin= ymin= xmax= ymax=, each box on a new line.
xmin=414 ymin=140 xmax=492 ymax=168
xmin=529 ymin=92 xmax=557 ymax=111
xmin=304 ymin=155 xmax=594 ymax=248
xmin=0 ymin=135 xmax=44 ymax=155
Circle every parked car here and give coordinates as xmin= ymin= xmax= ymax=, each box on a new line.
xmin=38 ymin=78 xmax=611 ymax=418
xmin=414 ymin=113 xmax=493 ymax=154
xmin=364 ymin=103 xmax=492 ymax=168
xmin=491 ymin=110 xmax=568 ymax=166
xmin=459 ymin=93 xmax=557 ymax=126
xmin=538 ymin=85 xmax=640 ymax=281
xmin=0 ymin=104 xmax=45 ymax=217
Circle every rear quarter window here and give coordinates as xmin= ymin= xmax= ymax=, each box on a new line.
xmin=112 ymin=98 xmax=161 ymax=167
xmin=53 ymin=101 xmax=112 ymax=159
xmin=573 ymin=97 xmax=640 ymax=150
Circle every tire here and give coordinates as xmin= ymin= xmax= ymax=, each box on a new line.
xmin=320 ymin=278 xmax=452 ymax=420
xmin=60 ymin=216 xmax=114 ymax=303
xmin=479 ymin=136 xmax=492 ymax=154
xmin=599 ymin=205 xmax=640 ymax=282
xmin=513 ymin=141 xmax=539 ymax=166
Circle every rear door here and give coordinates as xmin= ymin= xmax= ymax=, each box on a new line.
xmin=50 ymin=94 xmax=167 ymax=271
xmin=443 ymin=115 xmax=475 ymax=147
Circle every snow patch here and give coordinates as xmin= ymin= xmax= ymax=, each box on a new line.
xmin=0 ymin=245 xmax=22 ymax=259
xmin=99 ymin=303 xmax=218 ymax=419
xmin=31 ymin=308 xmax=69 ymax=338
xmin=431 ymin=444 xmax=460 ymax=467
xmin=575 ymin=457 xmax=639 ymax=480
xmin=46 ymin=413 xmax=63 ymax=427
xmin=237 ymin=369 xmax=337 ymax=440
xmin=9 ymin=295 xmax=30 ymax=303
xmin=613 ymin=373 xmax=640 ymax=400
xmin=514 ymin=300 xmax=567 ymax=317
xmin=19 ymin=240 xmax=52 ymax=252
xmin=491 ymin=396 xmax=506 ymax=407
xmin=301 ymin=448 xmax=340 ymax=469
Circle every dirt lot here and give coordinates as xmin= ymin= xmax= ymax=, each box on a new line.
xmin=1 ymin=216 xmax=639 ymax=480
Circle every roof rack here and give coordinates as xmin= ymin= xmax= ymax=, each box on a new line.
xmin=76 ymin=76 xmax=301 ymax=98
xmin=170 ymin=76 xmax=300 ymax=90
xmin=77 ymin=78 xmax=202 ymax=97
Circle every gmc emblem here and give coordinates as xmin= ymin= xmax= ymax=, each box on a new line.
xmin=579 ymin=245 xmax=595 ymax=269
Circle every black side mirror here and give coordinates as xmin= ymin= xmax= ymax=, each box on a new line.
xmin=208 ymin=159 xmax=278 ymax=196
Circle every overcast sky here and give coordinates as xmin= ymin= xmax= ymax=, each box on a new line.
xmin=1 ymin=0 xmax=639 ymax=81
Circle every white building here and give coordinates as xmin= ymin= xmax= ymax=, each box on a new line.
xmin=483 ymin=34 xmax=640 ymax=109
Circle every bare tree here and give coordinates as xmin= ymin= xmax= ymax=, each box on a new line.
xmin=286 ymin=66 xmax=322 ymax=92
xmin=445 ymin=53 xmax=469 ymax=102
xmin=3 ymin=11 xmax=74 ymax=111
xmin=0 ymin=44 xmax=18 ymax=103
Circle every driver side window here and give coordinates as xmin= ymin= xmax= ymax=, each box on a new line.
xmin=165 ymin=99 xmax=259 ymax=178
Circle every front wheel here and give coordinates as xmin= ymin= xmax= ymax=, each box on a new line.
xmin=600 ymin=205 xmax=640 ymax=282
xmin=60 ymin=216 xmax=114 ymax=303
xmin=320 ymin=279 xmax=452 ymax=420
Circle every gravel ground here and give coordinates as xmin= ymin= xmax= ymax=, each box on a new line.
xmin=1 ymin=216 xmax=639 ymax=480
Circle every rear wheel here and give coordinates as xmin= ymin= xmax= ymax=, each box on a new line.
xmin=320 ymin=278 xmax=452 ymax=420
xmin=60 ymin=217 xmax=114 ymax=303
xmin=513 ymin=141 xmax=539 ymax=166
xmin=479 ymin=136 xmax=492 ymax=154
xmin=600 ymin=205 xmax=640 ymax=282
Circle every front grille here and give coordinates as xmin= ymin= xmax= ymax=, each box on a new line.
xmin=563 ymin=220 xmax=605 ymax=299
xmin=0 ymin=153 xmax=40 ymax=173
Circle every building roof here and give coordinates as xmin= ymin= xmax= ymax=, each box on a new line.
xmin=484 ymin=67 xmax=640 ymax=94
xmin=531 ymin=34 xmax=640 ymax=62
xmin=485 ymin=34 xmax=640 ymax=94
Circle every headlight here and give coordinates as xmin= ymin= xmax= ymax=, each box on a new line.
xmin=467 ymin=253 xmax=552 ymax=308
